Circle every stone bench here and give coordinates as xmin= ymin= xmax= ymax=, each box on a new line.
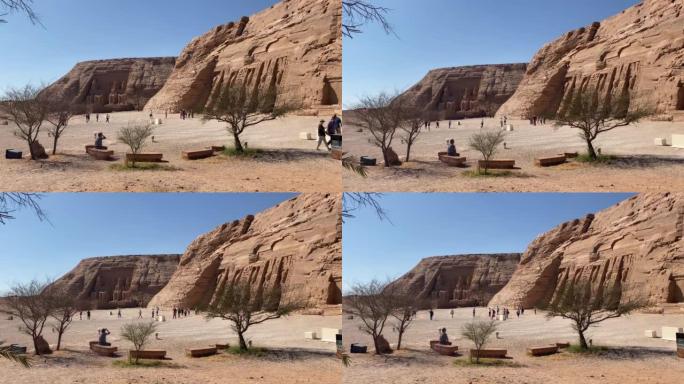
xmin=429 ymin=341 xmax=458 ymax=356
xmin=527 ymin=345 xmax=559 ymax=356
xmin=469 ymin=348 xmax=507 ymax=359
xmin=129 ymin=349 xmax=166 ymax=360
xmin=87 ymin=148 xmax=114 ymax=160
xmin=321 ymin=328 xmax=341 ymax=343
xmin=556 ymin=342 xmax=570 ymax=348
xmin=89 ymin=341 xmax=117 ymax=357
xmin=215 ymin=343 xmax=230 ymax=350
xmin=186 ymin=347 xmax=217 ymax=358
xmin=211 ymin=145 xmax=226 ymax=152
xmin=535 ymin=155 xmax=566 ymax=167
xmin=85 ymin=145 xmax=108 ymax=152
xmin=126 ymin=153 xmax=163 ymax=163
xmin=662 ymin=326 xmax=683 ymax=341
xmin=478 ymin=159 xmax=516 ymax=169
xmin=563 ymin=152 xmax=579 ymax=159
xmin=182 ymin=148 xmax=214 ymax=160
xmin=438 ymin=152 xmax=466 ymax=167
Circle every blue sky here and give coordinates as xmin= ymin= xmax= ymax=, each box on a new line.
xmin=0 ymin=193 xmax=295 ymax=292
xmin=343 ymin=0 xmax=640 ymax=107
xmin=342 ymin=193 xmax=635 ymax=291
xmin=0 ymin=0 xmax=278 ymax=88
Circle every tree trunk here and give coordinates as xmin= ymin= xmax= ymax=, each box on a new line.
xmin=32 ymin=335 xmax=40 ymax=356
xmin=586 ymin=139 xmax=598 ymax=160
xmin=381 ymin=147 xmax=390 ymax=168
xmin=52 ymin=135 xmax=59 ymax=155
xmin=56 ymin=331 xmax=63 ymax=351
xmin=27 ymin=139 xmax=36 ymax=161
xmin=238 ymin=331 xmax=248 ymax=351
xmin=405 ymin=143 xmax=412 ymax=162
xmin=372 ymin=334 xmax=381 ymax=355
xmin=578 ymin=330 xmax=589 ymax=350
xmin=233 ymin=131 xmax=244 ymax=153
xmin=396 ymin=330 xmax=403 ymax=350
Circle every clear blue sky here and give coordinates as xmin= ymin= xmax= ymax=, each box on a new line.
xmin=343 ymin=0 xmax=640 ymax=107
xmin=342 ymin=193 xmax=635 ymax=291
xmin=0 ymin=0 xmax=278 ymax=89
xmin=0 ymin=192 xmax=295 ymax=292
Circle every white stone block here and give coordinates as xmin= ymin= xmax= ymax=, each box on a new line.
xmin=661 ymin=326 xmax=683 ymax=341
xmin=672 ymin=135 xmax=684 ymax=149
xmin=506 ymin=124 xmax=514 ymax=132
xmin=498 ymin=314 xmax=506 ymax=321
xmin=320 ymin=328 xmax=341 ymax=343
xmin=304 ymin=331 xmax=317 ymax=340
xmin=154 ymin=118 xmax=163 ymax=125
xmin=644 ymin=329 xmax=657 ymax=338
xmin=299 ymin=132 xmax=313 ymax=140
xmin=157 ymin=315 xmax=166 ymax=322
xmin=654 ymin=137 xmax=666 ymax=146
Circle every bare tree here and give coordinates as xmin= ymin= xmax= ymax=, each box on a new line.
xmin=202 ymin=280 xmax=303 ymax=351
xmin=352 ymin=92 xmax=403 ymax=167
xmin=0 ymin=85 xmax=50 ymax=160
xmin=385 ymin=286 xmax=417 ymax=350
xmin=461 ymin=320 xmax=498 ymax=364
xmin=552 ymin=86 xmax=651 ymax=160
xmin=342 ymin=192 xmax=387 ymax=222
xmin=120 ymin=321 xmax=158 ymax=364
xmin=540 ymin=280 xmax=646 ymax=350
xmin=45 ymin=100 xmax=74 ymax=155
xmin=0 ymin=0 xmax=39 ymax=24
xmin=468 ymin=130 xmax=506 ymax=175
xmin=399 ymin=108 xmax=423 ymax=162
xmin=201 ymin=79 xmax=297 ymax=153
xmin=117 ymin=123 xmax=154 ymax=167
xmin=45 ymin=287 xmax=78 ymax=351
xmin=342 ymin=1 xmax=394 ymax=38
xmin=0 ymin=280 xmax=54 ymax=355
xmin=0 ymin=193 xmax=46 ymax=225
xmin=344 ymin=279 xmax=394 ymax=355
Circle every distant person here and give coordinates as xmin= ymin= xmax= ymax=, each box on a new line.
xmin=106 ymin=114 xmax=110 ymax=123
xmin=86 ymin=310 xmax=91 ymax=320
xmin=435 ymin=121 xmax=440 ymax=129
xmin=439 ymin=328 xmax=449 ymax=345
xmin=85 ymin=113 xmax=90 ymax=123
xmin=152 ymin=310 xmax=155 ymax=319
xmin=165 ymin=110 xmax=168 ymax=119
xmin=447 ymin=139 xmax=458 ymax=157
xmin=172 ymin=307 xmax=177 ymax=319
xmin=316 ymin=119 xmax=329 ymax=150
xmin=138 ymin=309 xmax=143 ymax=319
xmin=450 ymin=309 xmax=454 ymax=319
xmin=326 ymin=118 xmax=337 ymax=147
xmin=480 ymin=119 xmax=484 ymax=129
xmin=95 ymin=132 xmax=106 ymax=149
xmin=448 ymin=120 xmax=452 ymax=129
xmin=95 ymin=113 xmax=99 ymax=122
xmin=472 ymin=307 xmax=476 ymax=318
xmin=429 ymin=309 xmax=434 ymax=320
xmin=79 ymin=311 xmax=82 ymax=320
xmin=117 ymin=309 xmax=121 ymax=318
xmin=149 ymin=112 xmax=153 ymax=120
xmin=98 ymin=328 xmax=111 ymax=346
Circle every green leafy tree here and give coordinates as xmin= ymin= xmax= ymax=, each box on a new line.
xmin=121 ymin=321 xmax=158 ymax=364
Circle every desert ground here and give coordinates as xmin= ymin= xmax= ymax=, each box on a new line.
xmin=0 ymin=111 xmax=341 ymax=192
xmin=343 ymin=307 xmax=684 ymax=384
xmin=0 ymin=307 xmax=341 ymax=384
xmin=342 ymin=117 xmax=684 ymax=192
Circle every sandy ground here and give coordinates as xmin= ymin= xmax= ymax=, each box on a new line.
xmin=342 ymin=118 xmax=684 ymax=192
xmin=0 ymin=111 xmax=341 ymax=192
xmin=342 ymin=307 xmax=684 ymax=384
xmin=0 ymin=307 xmax=341 ymax=384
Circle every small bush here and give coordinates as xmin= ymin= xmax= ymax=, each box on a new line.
xmin=574 ymin=153 xmax=616 ymax=164
xmin=566 ymin=344 xmax=610 ymax=355
xmin=225 ymin=345 xmax=268 ymax=357
xmin=223 ymin=147 xmax=263 ymax=158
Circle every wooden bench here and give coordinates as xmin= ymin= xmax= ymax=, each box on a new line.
xmin=556 ymin=342 xmax=570 ymax=348
xmin=535 ymin=155 xmax=566 ymax=167
xmin=126 ymin=153 xmax=163 ymax=163
xmin=215 ymin=343 xmax=230 ymax=350
xmin=430 ymin=341 xmax=458 ymax=356
xmin=478 ymin=160 xmax=515 ymax=169
xmin=438 ymin=152 xmax=467 ymax=167
xmin=129 ymin=349 xmax=166 ymax=360
xmin=211 ymin=146 xmax=226 ymax=152
xmin=182 ymin=148 xmax=214 ymax=160
xmin=89 ymin=341 xmax=117 ymax=357
xmin=87 ymin=148 xmax=114 ymax=160
xmin=563 ymin=152 xmax=579 ymax=159
xmin=85 ymin=145 xmax=108 ymax=152
xmin=186 ymin=347 xmax=217 ymax=358
xmin=527 ymin=345 xmax=559 ymax=356
xmin=469 ymin=349 xmax=507 ymax=359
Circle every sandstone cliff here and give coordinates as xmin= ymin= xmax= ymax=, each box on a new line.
xmin=49 ymin=255 xmax=181 ymax=309
xmin=147 ymin=193 xmax=342 ymax=310
xmin=490 ymin=193 xmax=684 ymax=308
xmin=396 ymin=64 xmax=527 ymax=119
xmin=41 ymin=57 xmax=176 ymax=113
xmin=388 ymin=254 xmax=521 ymax=308
xmin=498 ymin=0 xmax=684 ymax=119
xmin=145 ymin=0 xmax=341 ymax=115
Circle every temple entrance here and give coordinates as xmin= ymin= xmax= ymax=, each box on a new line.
xmin=677 ymin=84 xmax=684 ymax=110
xmin=326 ymin=278 xmax=342 ymax=305
xmin=321 ymin=77 xmax=341 ymax=106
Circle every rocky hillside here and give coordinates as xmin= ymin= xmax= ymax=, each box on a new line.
xmin=148 ymin=193 xmax=342 ymax=310
xmin=49 ymin=255 xmax=181 ymax=309
xmin=395 ymin=64 xmax=527 ymax=119
xmin=498 ymin=0 xmax=684 ymax=119
xmin=490 ymin=193 xmax=684 ymax=308
xmin=145 ymin=0 xmax=341 ymax=115
xmin=388 ymin=254 xmax=521 ymax=308
xmin=41 ymin=57 xmax=176 ymax=113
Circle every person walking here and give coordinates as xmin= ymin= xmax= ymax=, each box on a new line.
xmin=117 ymin=309 xmax=122 ymax=318
xmin=87 ymin=310 xmax=91 ymax=320
xmin=450 ymin=309 xmax=454 ymax=319
xmin=105 ymin=114 xmax=110 ymax=123
xmin=316 ymin=120 xmax=329 ymax=150
xmin=429 ymin=309 xmax=434 ymax=320
xmin=96 ymin=113 xmax=99 ymax=122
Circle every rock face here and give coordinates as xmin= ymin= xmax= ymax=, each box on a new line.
xmin=145 ymin=0 xmax=341 ymax=115
xmin=388 ymin=254 xmax=522 ymax=308
xmin=41 ymin=57 xmax=176 ymax=113
xmin=490 ymin=193 xmax=684 ymax=308
xmin=395 ymin=64 xmax=527 ymax=119
xmin=498 ymin=0 xmax=684 ymax=119
xmin=148 ymin=193 xmax=342 ymax=310
xmin=49 ymin=255 xmax=181 ymax=309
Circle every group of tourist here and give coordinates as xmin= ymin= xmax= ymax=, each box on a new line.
xmin=499 ymin=115 xmax=508 ymax=128
xmin=85 ymin=113 xmax=110 ymax=123
xmin=172 ymin=307 xmax=192 ymax=319
xmin=78 ymin=310 xmax=91 ymax=320
xmin=487 ymin=305 xmax=527 ymax=320
xmin=529 ymin=115 xmax=546 ymax=125
xmin=316 ymin=113 xmax=343 ymax=150
xmin=179 ymin=109 xmax=194 ymax=120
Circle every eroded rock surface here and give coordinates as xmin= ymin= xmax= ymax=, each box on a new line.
xmin=50 ymin=255 xmax=181 ymax=309
xmin=41 ymin=58 xmax=176 ymax=113
xmin=148 ymin=193 xmax=342 ymax=310
xmin=498 ymin=0 xmax=684 ymax=119
xmin=145 ymin=0 xmax=341 ymax=115
xmin=395 ymin=64 xmax=527 ymax=119
xmin=388 ymin=254 xmax=521 ymax=308
xmin=490 ymin=193 xmax=684 ymax=308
